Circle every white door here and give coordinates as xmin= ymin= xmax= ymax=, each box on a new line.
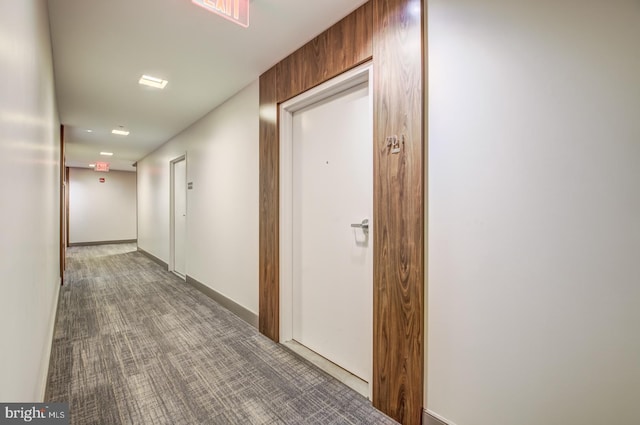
xmin=172 ymin=157 xmax=187 ymax=277
xmin=291 ymin=79 xmax=373 ymax=383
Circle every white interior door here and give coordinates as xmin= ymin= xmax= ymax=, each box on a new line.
xmin=291 ymin=78 xmax=373 ymax=383
xmin=172 ymin=157 xmax=187 ymax=277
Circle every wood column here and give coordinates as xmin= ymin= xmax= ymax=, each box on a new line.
xmin=59 ymin=124 xmax=66 ymax=282
xmin=258 ymin=66 xmax=280 ymax=340
xmin=372 ymin=0 xmax=424 ymax=423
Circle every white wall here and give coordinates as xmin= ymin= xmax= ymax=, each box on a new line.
xmin=137 ymin=81 xmax=259 ymax=315
xmin=68 ymin=167 xmax=136 ymax=244
xmin=0 ymin=0 xmax=61 ymax=402
xmin=427 ymin=1 xmax=640 ymax=424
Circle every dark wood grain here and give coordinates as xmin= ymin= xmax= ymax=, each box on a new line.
xmin=59 ymin=124 xmax=66 ymax=281
xmin=258 ymin=66 xmax=279 ymax=341
xmin=65 ymin=166 xmax=69 ymax=249
xmin=372 ymin=1 xmax=424 ymax=424
xmin=276 ymin=2 xmax=373 ymax=102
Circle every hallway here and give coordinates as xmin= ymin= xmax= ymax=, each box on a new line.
xmin=4 ymin=0 xmax=640 ymax=424
xmin=45 ymin=244 xmax=396 ymax=425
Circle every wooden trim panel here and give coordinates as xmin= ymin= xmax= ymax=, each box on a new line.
xmin=275 ymin=2 xmax=373 ymax=102
xmin=258 ymin=66 xmax=280 ymax=341
xmin=65 ymin=166 xmax=69 ymax=248
xmin=59 ymin=125 xmax=66 ymax=281
xmin=372 ymin=1 xmax=424 ymax=423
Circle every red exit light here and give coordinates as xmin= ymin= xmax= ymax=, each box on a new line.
xmin=192 ymin=0 xmax=249 ymax=28
xmin=95 ymin=162 xmax=110 ymax=172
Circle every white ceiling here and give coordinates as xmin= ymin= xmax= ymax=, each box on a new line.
xmin=48 ymin=0 xmax=368 ymax=171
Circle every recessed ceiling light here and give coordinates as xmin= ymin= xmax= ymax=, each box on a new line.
xmin=139 ymin=74 xmax=168 ymax=89
xmin=100 ymin=152 xmax=114 ymax=156
xmin=86 ymin=129 xmax=93 ymax=133
xmin=111 ymin=129 xmax=130 ymax=136
xmin=89 ymin=163 xmax=96 ymax=167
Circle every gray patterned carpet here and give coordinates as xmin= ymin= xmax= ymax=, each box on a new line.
xmin=45 ymin=244 xmax=397 ymax=425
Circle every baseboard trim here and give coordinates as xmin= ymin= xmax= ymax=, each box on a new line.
xmin=186 ymin=275 xmax=258 ymax=329
xmin=41 ymin=278 xmax=61 ymax=401
xmin=424 ymin=409 xmax=456 ymax=425
xmin=69 ymin=239 xmax=137 ymax=247
xmin=137 ymin=248 xmax=168 ymax=269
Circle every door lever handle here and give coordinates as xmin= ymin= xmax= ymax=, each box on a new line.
xmin=350 ymin=218 xmax=369 ymax=232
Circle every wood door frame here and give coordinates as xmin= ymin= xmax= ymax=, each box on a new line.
xmin=259 ymin=2 xmax=424 ymax=423
xmin=169 ymin=154 xmax=187 ymax=278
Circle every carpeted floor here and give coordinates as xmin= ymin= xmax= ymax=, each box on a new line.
xmin=45 ymin=244 xmax=397 ymax=425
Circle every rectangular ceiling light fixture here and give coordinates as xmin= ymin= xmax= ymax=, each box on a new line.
xmin=138 ymin=74 xmax=168 ymax=89
xmin=192 ymin=0 xmax=249 ymax=28
xmin=100 ymin=152 xmax=114 ymax=156
xmin=111 ymin=129 xmax=130 ymax=136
